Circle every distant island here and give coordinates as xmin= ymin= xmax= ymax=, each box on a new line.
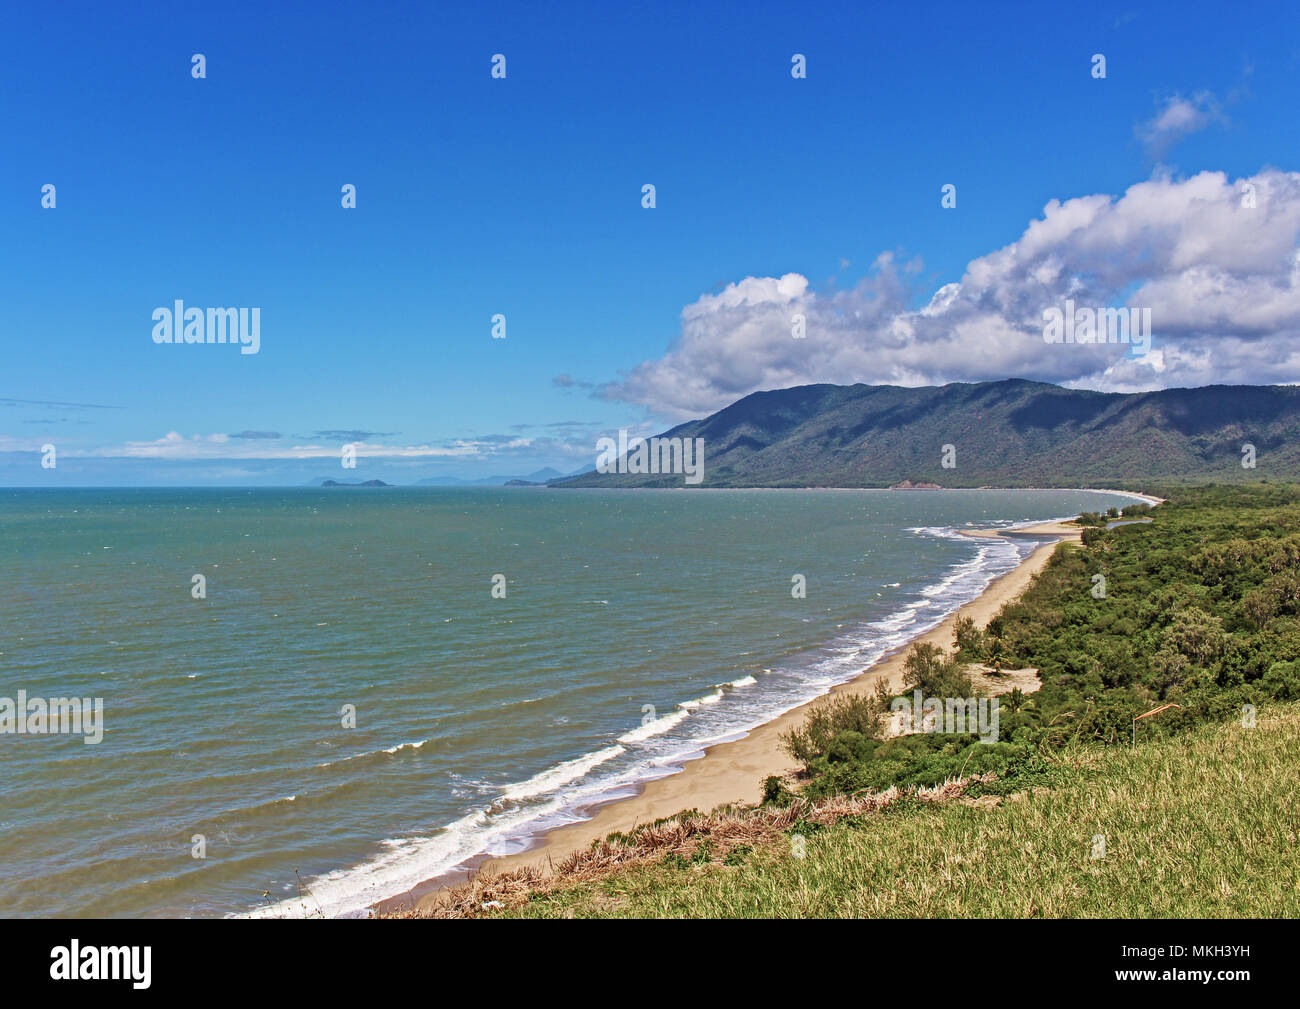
xmin=320 ymin=479 xmax=391 ymax=487
xmin=413 ymin=466 xmax=588 ymax=487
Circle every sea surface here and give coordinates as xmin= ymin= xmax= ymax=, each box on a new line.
xmin=0 ymin=487 xmax=1139 ymax=917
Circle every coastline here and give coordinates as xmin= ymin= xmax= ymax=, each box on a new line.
xmin=379 ymin=517 xmax=1086 ymax=916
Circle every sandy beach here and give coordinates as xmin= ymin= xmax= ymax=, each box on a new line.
xmin=382 ymin=519 xmax=1085 ymax=914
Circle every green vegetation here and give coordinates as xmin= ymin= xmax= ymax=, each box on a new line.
xmin=779 ymin=683 xmax=891 ymax=766
xmin=786 ymin=484 xmax=1300 ymax=800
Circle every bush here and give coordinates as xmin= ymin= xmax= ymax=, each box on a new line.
xmin=902 ymin=641 xmax=975 ymax=698
xmin=827 ymin=730 xmax=872 ymax=764
xmin=1262 ymin=660 xmax=1300 ymax=701
xmin=953 ymin=615 xmax=986 ymax=661
xmin=762 ymin=775 xmax=796 ymax=806
xmin=1081 ymin=526 xmax=1107 ymax=547
xmin=780 ymin=681 xmax=890 ymax=766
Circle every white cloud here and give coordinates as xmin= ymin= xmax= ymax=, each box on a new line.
xmin=602 ymin=169 xmax=1300 ymax=419
xmin=1136 ymin=92 xmax=1226 ymax=158
xmin=75 ymin=432 xmax=497 ymax=461
xmin=34 ymin=429 xmax=633 ymax=466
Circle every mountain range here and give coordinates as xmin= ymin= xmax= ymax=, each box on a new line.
xmin=554 ymin=380 xmax=1300 ymax=489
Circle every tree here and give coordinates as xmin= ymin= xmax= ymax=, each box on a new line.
xmin=953 ymin=615 xmax=986 ymax=661
xmin=903 ymin=641 xmax=975 ymax=697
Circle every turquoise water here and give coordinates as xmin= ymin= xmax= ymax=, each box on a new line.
xmin=0 ymin=487 xmax=1138 ymax=917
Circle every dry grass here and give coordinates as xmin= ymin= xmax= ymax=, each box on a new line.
xmin=382 ymin=773 xmax=996 ymax=918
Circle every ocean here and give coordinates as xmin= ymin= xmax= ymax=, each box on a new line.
xmin=0 ymin=486 xmax=1138 ymax=917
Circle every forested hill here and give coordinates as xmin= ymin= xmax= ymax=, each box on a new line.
xmin=555 ymin=379 xmax=1300 ymax=488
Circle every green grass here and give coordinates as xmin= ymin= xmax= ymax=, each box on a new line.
xmin=493 ymin=702 xmax=1300 ymax=918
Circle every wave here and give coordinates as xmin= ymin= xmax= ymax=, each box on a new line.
xmin=921 ymin=545 xmax=991 ymax=598
xmin=241 ymin=747 xmax=643 ymax=920
xmin=615 ymin=675 xmax=756 ymax=744
xmin=499 ymin=745 xmax=624 ymax=802
xmin=617 ymin=709 xmax=690 ymax=743
xmin=316 ymin=738 xmax=430 ymax=769
xmin=383 ymin=739 xmax=429 ymax=756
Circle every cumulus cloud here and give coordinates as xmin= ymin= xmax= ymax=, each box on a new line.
xmin=602 ymin=169 xmax=1300 ymax=419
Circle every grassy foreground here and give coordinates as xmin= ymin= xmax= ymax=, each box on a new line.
xmin=470 ymin=701 xmax=1299 ymax=918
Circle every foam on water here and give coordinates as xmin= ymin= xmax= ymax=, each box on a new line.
xmin=499 ymin=745 xmax=626 ymax=802
xmin=617 ymin=709 xmax=690 ymax=743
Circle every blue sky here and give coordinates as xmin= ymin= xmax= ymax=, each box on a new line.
xmin=3 ymin=0 xmax=1298 ymax=485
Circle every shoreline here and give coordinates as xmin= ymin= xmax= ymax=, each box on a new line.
xmin=375 ymin=516 xmax=1089 ymax=916
xmin=543 ymin=486 xmax=1169 ymax=503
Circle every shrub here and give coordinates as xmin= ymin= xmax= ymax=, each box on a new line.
xmin=1262 ymin=660 xmax=1300 ymax=701
xmin=827 ymin=730 xmax=872 ymax=764
xmin=762 ymin=775 xmax=796 ymax=806
xmin=1081 ymin=527 xmax=1107 ymax=547
xmin=902 ymin=641 xmax=975 ymax=698
xmin=953 ymin=615 xmax=986 ymax=661
xmin=780 ymin=681 xmax=890 ymax=766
